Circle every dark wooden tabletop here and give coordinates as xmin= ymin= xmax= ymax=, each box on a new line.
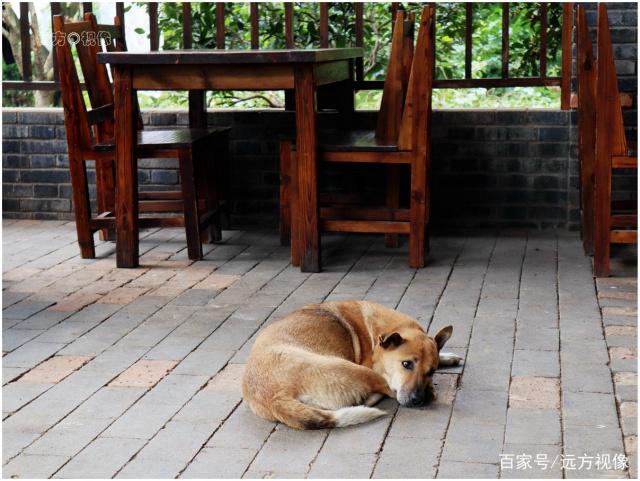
xmin=98 ymin=48 xmax=363 ymax=65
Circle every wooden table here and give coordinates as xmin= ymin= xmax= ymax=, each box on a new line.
xmin=98 ymin=48 xmax=362 ymax=272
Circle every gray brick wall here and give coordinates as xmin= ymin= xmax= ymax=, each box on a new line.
xmin=2 ymin=2 xmax=636 ymax=230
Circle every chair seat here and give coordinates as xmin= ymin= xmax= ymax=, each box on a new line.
xmin=290 ymin=130 xmax=400 ymax=152
xmin=94 ymin=127 xmax=230 ymax=151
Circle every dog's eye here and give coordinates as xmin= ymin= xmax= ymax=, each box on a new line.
xmin=402 ymin=360 xmax=414 ymax=370
xmin=426 ymin=368 xmax=435 ymax=377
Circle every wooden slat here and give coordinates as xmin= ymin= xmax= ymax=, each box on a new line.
xmin=610 ymin=215 xmax=637 ymax=228
xmin=51 ymin=3 xmax=62 ymax=81
xmin=149 ymin=3 xmax=159 ymax=51
xmin=322 ymin=150 xmax=412 ymax=164
xmin=284 ymin=3 xmax=294 ymax=48
xmin=502 ymin=3 xmax=509 ymax=79
xmin=321 ymin=206 xmax=411 ymax=222
xmin=216 ymin=3 xmax=225 ymax=48
xmin=182 ymin=2 xmax=192 ymax=49
xmin=250 ymin=3 xmax=259 ymax=49
xmin=610 ymin=230 xmax=638 ymax=244
xmin=321 ymin=219 xmax=410 ymax=234
xmin=139 ymin=191 xmax=182 ymax=200
xmin=465 ymin=3 xmax=472 ymax=80
xmin=19 ymin=3 xmax=32 ymax=82
xmin=92 ymin=216 xmax=185 ymax=230
xmin=355 ymin=2 xmax=364 ymax=81
xmin=320 ymin=3 xmax=329 ymax=48
xmin=540 ymin=2 xmax=548 ymax=78
xmin=560 ymin=3 xmax=573 ymax=110
xmin=116 ymin=2 xmax=125 ymax=30
xmin=612 ymin=156 xmax=638 ymax=169
xmin=82 ymin=2 xmax=92 ymax=14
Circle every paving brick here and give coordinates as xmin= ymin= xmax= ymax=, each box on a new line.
xmin=19 ymin=355 xmax=91 ymax=384
xmin=208 ymin=403 xmax=275 ymax=450
xmin=2 ymin=341 xmax=66 ymax=368
xmin=247 ymin=424 xmax=326 ymax=476
xmin=437 ymin=461 xmax=499 ymax=478
xmin=3 ymin=299 xmax=55 ymax=320
xmin=97 ymin=287 xmax=150 ymax=305
xmin=2 ymin=381 xmax=53 ymax=413
xmin=563 ymin=392 xmax=620 ymax=428
xmin=511 ymin=350 xmax=560 ymax=378
xmin=180 ymin=447 xmax=257 ymax=479
xmin=3 ymin=453 xmax=70 ymax=479
xmin=2 ymin=327 xmax=44 ymax=352
xmin=605 ymin=325 xmax=638 ymax=336
xmin=505 ymin=408 xmax=561 ymax=445
xmin=614 ymin=371 xmax=637 ymax=386
xmin=450 ymin=388 xmax=508 ymax=426
xmin=372 ymin=436 xmax=440 ymax=478
xmin=308 ymin=451 xmax=378 ymax=478
xmin=109 ymin=359 xmax=177 ymax=388
xmin=609 ymin=347 xmax=637 ymax=360
xmin=14 ymin=309 xmax=72 ymax=330
xmin=53 ymin=436 xmax=147 ymax=478
xmin=509 ymin=376 xmax=560 ymax=409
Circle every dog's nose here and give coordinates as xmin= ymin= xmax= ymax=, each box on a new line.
xmin=410 ymin=392 xmax=424 ymax=406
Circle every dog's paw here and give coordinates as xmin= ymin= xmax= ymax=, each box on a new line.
xmin=438 ymin=352 xmax=464 ymax=367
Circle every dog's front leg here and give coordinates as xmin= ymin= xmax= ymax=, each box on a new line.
xmin=364 ymin=393 xmax=385 ymax=407
xmin=439 ymin=352 xmax=464 ymax=367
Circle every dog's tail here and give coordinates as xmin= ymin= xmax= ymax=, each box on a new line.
xmin=270 ymin=397 xmax=386 ymax=430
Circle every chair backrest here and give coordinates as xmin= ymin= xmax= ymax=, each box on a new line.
xmin=397 ymin=5 xmax=435 ymax=152
xmin=376 ymin=9 xmax=415 ymax=143
xmin=54 ymin=12 xmax=135 ymax=152
xmin=596 ymin=3 xmax=628 ymax=158
xmin=576 ymin=6 xmax=596 ymax=170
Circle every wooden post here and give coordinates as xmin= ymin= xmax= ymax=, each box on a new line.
xmin=216 ymin=3 xmax=225 ymax=49
xmin=183 ymin=3 xmax=207 ymax=128
xmin=465 ymin=3 xmax=472 ymax=80
xmin=114 ymin=67 xmax=139 ymax=268
xmin=294 ymin=66 xmax=320 ymax=272
xmin=540 ymin=3 xmax=548 ymax=78
xmin=149 ymin=2 xmax=159 ymax=50
xmin=19 ymin=3 xmax=32 ymax=82
xmin=250 ymin=3 xmax=259 ymax=49
xmin=320 ymin=3 xmax=329 ymax=48
xmin=355 ymin=2 xmax=364 ymax=81
xmin=560 ymin=3 xmax=573 ymax=110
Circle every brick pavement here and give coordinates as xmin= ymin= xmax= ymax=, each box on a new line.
xmin=2 ymin=220 xmax=636 ymax=478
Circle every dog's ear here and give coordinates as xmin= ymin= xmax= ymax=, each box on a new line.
xmin=434 ymin=325 xmax=453 ymax=351
xmin=379 ymin=332 xmax=404 ymax=349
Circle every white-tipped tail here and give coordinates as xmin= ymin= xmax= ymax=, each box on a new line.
xmin=332 ymin=405 xmax=387 ymax=427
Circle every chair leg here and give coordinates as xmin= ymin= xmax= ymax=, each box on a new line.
xmin=385 ymin=165 xmax=401 ymax=248
xmin=204 ymin=137 xmax=223 ymax=243
xmin=95 ymin=157 xmax=116 ymax=241
xmin=178 ymin=148 xmax=203 ymax=260
xmin=409 ymin=154 xmax=427 ymax=268
xmin=290 ymin=147 xmax=301 ymax=267
xmin=593 ymin=161 xmax=611 ymax=278
xmin=280 ymin=140 xmax=292 ymax=246
xmin=218 ymin=131 xmax=232 ymax=230
xmin=69 ymin=157 xmax=96 ymax=258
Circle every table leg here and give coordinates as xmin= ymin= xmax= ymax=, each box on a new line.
xmin=294 ymin=65 xmax=320 ymax=272
xmin=188 ymin=90 xmax=207 ymax=128
xmin=114 ymin=66 xmax=139 ymax=268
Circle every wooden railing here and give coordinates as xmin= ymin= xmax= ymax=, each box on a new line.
xmin=3 ymin=2 xmax=573 ymax=108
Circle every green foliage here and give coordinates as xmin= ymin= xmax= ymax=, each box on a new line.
xmin=3 ymin=62 xmax=34 ymax=107
xmin=132 ymin=2 xmax=565 ymax=109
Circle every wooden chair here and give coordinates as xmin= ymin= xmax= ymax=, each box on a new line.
xmin=281 ymin=6 xmax=434 ymax=269
xmin=54 ymin=13 xmax=230 ymax=261
xmin=577 ymin=4 xmax=637 ymax=276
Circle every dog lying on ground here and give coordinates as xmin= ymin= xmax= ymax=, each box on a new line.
xmin=242 ymin=300 xmax=463 ymax=430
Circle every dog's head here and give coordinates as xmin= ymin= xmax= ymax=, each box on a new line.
xmin=372 ymin=325 xmax=452 ymax=407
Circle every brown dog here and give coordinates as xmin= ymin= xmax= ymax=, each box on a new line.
xmin=242 ymin=300 xmax=462 ymax=430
